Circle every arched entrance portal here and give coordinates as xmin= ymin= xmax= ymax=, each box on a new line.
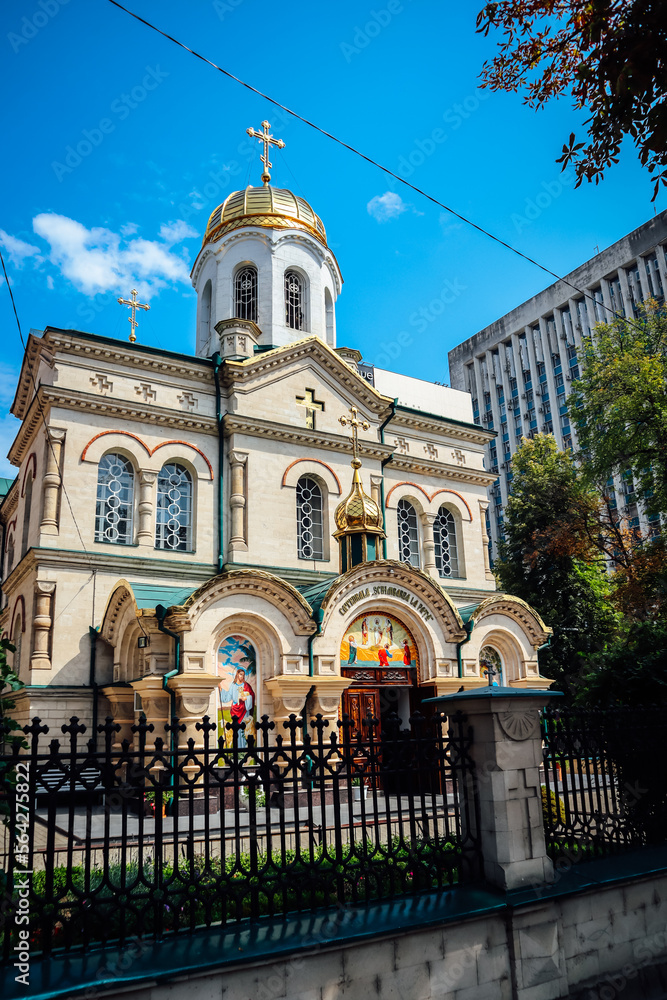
xmin=340 ymin=612 xmax=419 ymax=738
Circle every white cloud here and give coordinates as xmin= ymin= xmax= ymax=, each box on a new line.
xmin=0 ymin=229 xmax=42 ymax=268
xmin=120 ymin=222 xmax=139 ymax=237
xmin=367 ymin=191 xmax=409 ymax=223
xmin=46 ymin=274 xmax=54 ymax=289
xmin=32 ymin=214 xmax=193 ymax=298
xmin=159 ymin=220 xmax=198 ymax=245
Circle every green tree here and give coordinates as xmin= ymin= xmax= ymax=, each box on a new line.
xmin=496 ymin=435 xmax=619 ymax=694
xmin=570 ymin=300 xmax=667 ymax=521
xmin=477 ymin=1 xmax=667 ymax=198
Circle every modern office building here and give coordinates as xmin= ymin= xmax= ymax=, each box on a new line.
xmin=448 ymin=211 xmax=667 ymax=559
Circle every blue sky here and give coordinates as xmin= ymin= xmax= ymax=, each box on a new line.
xmin=0 ymin=0 xmax=663 ymax=474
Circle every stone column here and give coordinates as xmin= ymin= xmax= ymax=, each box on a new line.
xmin=30 ymin=581 xmax=55 ymax=671
xmin=40 ymin=429 xmax=65 ymax=535
xmin=312 ymin=676 xmax=353 ymax=730
xmin=130 ymin=675 xmax=170 ymax=749
xmin=100 ymin=685 xmax=135 ymax=749
xmin=436 ymin=687 xmax=561 ymax=890
xmin=137 ymin=471 xmax=157 ymax=546
xmin=228 ymin=450 xmax=248 ymax=555
xmin=264 ymin=676 xmax=317 ymax=742
xmin=421 ymin=512 xmax=438 ymax=579
xmin=168 ymin=673 xmax=220 ymax=748
xmin=369 ymin=474 xmax=383 ymax=509
xmin=478 ymin=499 xmax=494 ymax=581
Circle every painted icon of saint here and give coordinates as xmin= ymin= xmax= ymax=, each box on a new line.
xmin=347 ymin=634 xmax=357 ymax=664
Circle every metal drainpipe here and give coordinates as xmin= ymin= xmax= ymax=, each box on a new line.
xmin=88 ymin=626 xmax=99 ymax=746
xmin=213 ymin=353 xmax=225 ymax=575
xmin=456 ymin=619 xmax=474 ymax=679
xmin=155 ymin=604 xmax=180 ymax=765
xmin=378 ymin=399 xmax=397 ymax=559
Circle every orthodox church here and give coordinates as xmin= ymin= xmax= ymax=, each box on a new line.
xmin=0 ymin=124 xmax=552 ymax=747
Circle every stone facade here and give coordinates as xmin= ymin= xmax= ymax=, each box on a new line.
xmin=0 ymin=181 xmax=553 ymax=734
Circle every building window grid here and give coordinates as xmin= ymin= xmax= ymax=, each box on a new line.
xmin=397 ymin=498 xmax=420 ymax=568
xmin=95 ymin=453 xmax=134 ymax=544
xmin=285 ymin=271 xmax=305 ymax=330
xmin=434 ymin=506 xmax=459 ymax=578
xmin=296 ymin=476 xmax=323 ymax=560
xmin=234 ymin=266 xmax=258 ymax=322
xmin=645 ymin=254 xmax=664 ymax=299
xmin=155 ymin=463 xmax=193 ymax=551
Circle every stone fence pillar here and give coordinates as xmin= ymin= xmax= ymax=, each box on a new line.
xmin=433 ymin=686 xmax=562 ymax=891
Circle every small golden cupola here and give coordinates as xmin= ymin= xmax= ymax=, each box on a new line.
xmin=334 ymin=406 xmax=385 ymax=572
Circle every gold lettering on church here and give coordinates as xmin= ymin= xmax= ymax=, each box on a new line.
xmin=339 ymin=586 xmax=433 ymax=621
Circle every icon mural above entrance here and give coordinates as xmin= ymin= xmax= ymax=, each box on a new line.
xmin=216 ymin=634 xmax=257 ymax=748
xmin=341 ymin=612 xmax=418 ymax=671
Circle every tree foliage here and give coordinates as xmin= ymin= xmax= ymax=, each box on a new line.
xmin=570 ymin=300 xmax=667 ymax=520
xmin=496 ymin=435 xmax=619 ymax=694
xmin=476 ymin=1 xmax=667 ymax=198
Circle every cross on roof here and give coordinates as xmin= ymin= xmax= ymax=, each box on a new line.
xmin=246 ymin=120 xmax=285 ymax=185
xmin=297 ymin=388 xmax=324 ymax=430
xmin=339 ymin=405 xmax=370 ymax=465
xmin=117 ymin=289 xmax=149 ymax=343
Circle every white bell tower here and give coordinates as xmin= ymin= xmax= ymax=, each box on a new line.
xmin=191 ymin=122 xmax=342 ymax=359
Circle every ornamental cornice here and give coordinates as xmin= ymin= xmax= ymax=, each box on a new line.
xmin=318 ymin=559 xmax=466 ymax=641
xmin=0 ymin=481 xmax=19 ymax=523
xmin=8 ymin=387 xmax=217 ymax=467
xmin=471 ymin=593 xmax=553 ymax=647
xmin=184 ymin=569 xmax=317 ymax=636
xmin=44 ymin=330 xmax=213 ymax=384
xmin=11 ymin=334 xmax=52 ymax=420
xmin=385 ymin=455 xmax=498 ymax=485
xmin=391 ymin=410 xmax=495 ymax=444
xmin=2 ymin=546 xmax=215 ymax=592
xmin=224 ymin=413 xmax=392 ymax=462
xmin=219 ymin=337 xmax=392 ymax=414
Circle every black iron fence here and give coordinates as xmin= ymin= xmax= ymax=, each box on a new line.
xmin=0 ymin=710 xmax=480 ymax=959
xmin=541 ymin=705 xmax=666 ymax=860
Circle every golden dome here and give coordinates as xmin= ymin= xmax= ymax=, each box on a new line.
xmin=334 ymin=462 xmax=384 ymax=536
xmin=203 ymin=186 xmax=327 ymax=248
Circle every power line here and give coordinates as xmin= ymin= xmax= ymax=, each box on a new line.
xmin=0 ymin=250 xmax=95 ymax=570
xmin=104 ymin=0 xmax=640 ymax=327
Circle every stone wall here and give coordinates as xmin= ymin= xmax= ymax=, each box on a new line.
xmin=92 ymin=870 xmax=667 ymax=1000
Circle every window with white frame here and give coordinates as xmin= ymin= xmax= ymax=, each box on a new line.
xmin=155 ymin=463 xmax=193 ymax=551
xmin=95 ymin=453 xmax=135 ymax=544
xmin=397 ymin=498 xmax=420 ymax=567
xmin=296 ymin=476 xmax=323 ymax=559
xmin=285 ymin=271 xmax=305 ymax=330
xmin=234 ymin=266 xmax=258 ymax=322
xmin=433 ymin=505 xmax=459 ymax=578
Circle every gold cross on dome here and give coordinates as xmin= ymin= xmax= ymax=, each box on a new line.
xmin=297 ymin=388 xmax=324 ymax=430
xmin=117 ymin=288 xmax=149 ymax=343
xmin=339 ymin=405 xmax=370 ymax=464
xmin=246 ymin=120 xmax=285 ymax=185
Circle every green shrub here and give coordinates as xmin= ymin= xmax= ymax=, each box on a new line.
xmin=542 ymin=785 xmax=566 ymax=825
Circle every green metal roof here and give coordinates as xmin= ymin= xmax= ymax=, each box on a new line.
xmin=297 ymin=577 xmax=338 ymax=616
xmin=0 ymin=477 xmax=16 ymax=498
xmin=129 ymin=582 xmax=197 ymax=610
xmin=456 ymin=603 xmax=481 ymax=625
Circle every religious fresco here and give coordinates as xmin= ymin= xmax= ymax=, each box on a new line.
xmin=340 ymin=613 xmax=418 ymax=669
xmin=216 ymin=634 xmax=257 ymax=748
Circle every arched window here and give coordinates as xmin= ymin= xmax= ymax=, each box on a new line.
xmin=285 ymin=270 xmax=304 ymax=330
xmin=324 ymin=287 xmax=334 ymax=344
xmin=95 ymin=453 xmax=135 ymax=544
xmin=480 ymin=645 xmax=503 ymax=685
xmin=397 ymin=498 xmax=420 ymax=567
xmin=296 ymin=476 xmax=323 ymax=560
xmin=155 ymin=463 xmax=193 ymax=551
xmin=434 ymin=505 xmax=459 ymax=578
xmin=199 ymin=279 xmax=212 ymax=345
xmin=21 ymin=474 xmax=33 ymax=558
xmin=6 ymin=536 xmax=15 ymax=579
xmin=12 ymin=615 xmax=22 ymax=677
xmin=234 ymin=266 xmax=257 ymax=322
